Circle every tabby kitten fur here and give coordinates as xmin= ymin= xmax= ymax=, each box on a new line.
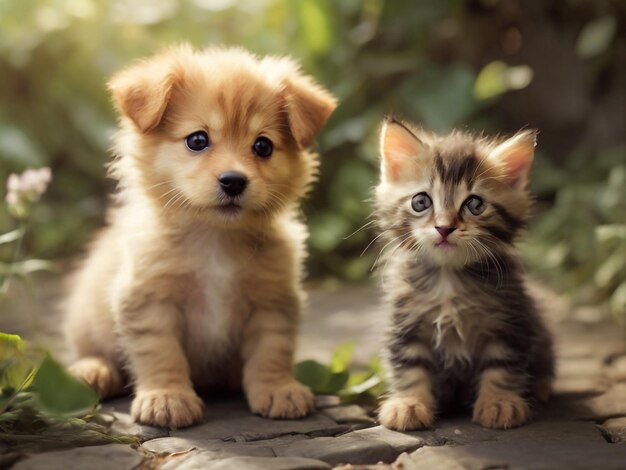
xmin=375 ymin=118 xmax=554 ymax=431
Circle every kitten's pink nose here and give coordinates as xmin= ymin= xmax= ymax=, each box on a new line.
xmin=435 ymin=225 xmax=456 ymax=239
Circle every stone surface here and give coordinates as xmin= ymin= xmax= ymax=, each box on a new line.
xmin=164 ymin=454 xmax=330 ymax=470
xmin=351 ymin=426 xmax=441 ymax=452
xmin=274 ymin=435 xmax=398 ymax=466
xmin=399 ymin=437 xmax=626 ymax=470
xmin=553 ymin=356 xmax=609 ymax=397
xmin=109 ymin=411 xmax=169 ymax=441
xmin=579 ymin=383 xmax=626 ymax=420
xmin=170 ymin=400 xmax=345 ymax=443
xmin=5 ymin=285 xmax=626 ymax=469
xmin=12 ymin=445 xmax=143 ymax=470
xmin=600 ymin=416 xmax=626 ymax=443
xmin=320 ymin=405 xmax=375 ymax=426
xmin=607 ymin=354 xmax=626 ymax=382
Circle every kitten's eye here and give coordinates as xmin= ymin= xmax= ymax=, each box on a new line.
xmin=464 ymin=195 xmax=485 ymax=215
xmin=253 ymin=136 xmax=273 ymax=158
xmin=411 ymin=192 xmax=432 ymax=213
xmin=185 ymin=131 xmax=210 ymax=152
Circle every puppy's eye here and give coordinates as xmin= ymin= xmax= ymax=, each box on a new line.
xmin=185 ymin=131 xmax=210 ymax=152
xmin=411 ymin=192 xmax=432 ymax=213
xmin=464 ymin=195 xmax=485 ymax=215
xmin=252 ymin=136 xmax=273 ymax=158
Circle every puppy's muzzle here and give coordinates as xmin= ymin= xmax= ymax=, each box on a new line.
xmin=219 ymin=171 xmax=248 ymax=197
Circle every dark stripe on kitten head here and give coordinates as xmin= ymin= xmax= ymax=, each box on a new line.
xmin=492 ymin=203 xmax=526 ymax=231
xmin=484 ymin=203 xmax=527 ymax=243
xmin=433 ymin=154 xmax=479 ymax=189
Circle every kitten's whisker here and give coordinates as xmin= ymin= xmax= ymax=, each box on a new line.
xmin=345 ymin=220 xmax=377 ymax=240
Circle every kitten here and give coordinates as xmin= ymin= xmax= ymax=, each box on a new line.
xmin=64 ymin=45 xmax=336 ymax=428
xmin=375 ymin=117 xmax=554 ymax=430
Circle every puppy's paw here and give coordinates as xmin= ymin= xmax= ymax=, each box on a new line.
xmin=378 ymin=395 xmax=435 ymax=431
xmin=131 ymin=388 xmax=204 ymax=428
xmin=473 ymin=393 xmax=530 ymax=429
xmin=68 ymin=357 xmax=123 ymax=399
xmin=247 ymin=380 xmax=314 ymax=419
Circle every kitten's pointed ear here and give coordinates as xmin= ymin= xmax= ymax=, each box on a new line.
xmin=380 ymin=118 xmax=428 ymax=182
xmin=108 ymin=48 xmax=185 ymax=133
xmin=283 ymin=72 xmax=337 ymax=149
xmin=490 ymin=130 xmax=537 ymax=190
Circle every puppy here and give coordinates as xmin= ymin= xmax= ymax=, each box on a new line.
xmin=64 ymin=45 xmax=336 ymax=428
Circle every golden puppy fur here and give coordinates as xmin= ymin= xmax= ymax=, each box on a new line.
xmin=64 ymin=45 xmax=336 ymax=428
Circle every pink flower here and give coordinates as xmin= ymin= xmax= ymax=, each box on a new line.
xmin=5 ymin=167 xmax=52 ymax=219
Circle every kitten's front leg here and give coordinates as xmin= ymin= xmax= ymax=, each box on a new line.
xmin=118 ymin=301 xmax=204 ymax=428
xmin=473 ymin=343 xmax=530 ymax=429
xmin=379 ymin=339 xmax=436 ymax=431
xmin=241 ymin=310 xmax=314 ymax=419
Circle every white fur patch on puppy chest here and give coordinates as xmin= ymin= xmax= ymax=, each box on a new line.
xmin=181 ymin=236 xmax=241 ymax=372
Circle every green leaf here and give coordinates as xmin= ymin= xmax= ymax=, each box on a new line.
xmin=29 ymin=354 xmax=98 ymax=416
xmin=294 ymin=359 xmax=349 ymax=395
xmin=474 ymin=61 xmax=533 ymax=101
xmin=577 ymin=16 xmax=617 ymax=59
xmin=0 ymin=333 xmax=34 ymax=393
xmin=330 ymin=342 xmax=354 ymax=373
xmin=403 ymin=64 xmax=476 ymax=130
xmin=297 ymin=0 xmax=333 ymax=55
xmin=294 ymin=360 xmax=332 ymax=394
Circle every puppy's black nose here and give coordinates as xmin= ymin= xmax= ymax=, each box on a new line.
xmin=219 ymin=172 xmax=248 ymax=197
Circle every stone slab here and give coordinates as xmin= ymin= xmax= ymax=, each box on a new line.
xmin=351 ymin=425 xmax=442 ymax=452
xmin=171 ymin=400 xmax=342 ymax=443
xmin=274 ymin=435 xmax=398 ymax=466
xmin=320 ymin=405 xmax=375 ymax=427
xmin=12 ymin=444 xmax=143 ymax=470
xmin=400 ymin=436 xmax=626 ymax=470
xmin=600 ymin=416 xmax=626 ymax=443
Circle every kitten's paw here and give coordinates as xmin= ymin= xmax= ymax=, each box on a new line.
xmin=473 ymin=393 xmax=530 ymax=429
xmin=247 ymin=380 xmax=314 ymax=419
xmin=131 ymin=388 xmax=204 ymax=428
xmin=378 ymin=395 xmax=435 ymax=431
xmin=68 ymin=357 xmax=123 ymax=399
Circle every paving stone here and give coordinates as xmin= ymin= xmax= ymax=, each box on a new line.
xmin=399 ymin=436 xmax=626 ymax=470
xmin=607 ymin=354 xmax=626 ymax=382
xmin=600 ymin=416 xmax=626 ymax=443
xmin=171 ymin=400 xmax=342 ymax=443
xmin=164 ymin=454 xmax=330 ymax=470
xmin=320 ymin=405 xmax=375 ymax=426
xmin=579 ymin=383 xmax=626 ymax=420
xmin=142 ymin=437 xmax=198 ymax=454
xmin=350 ymin=425 xmax=442 ymax=453
xmin=109 ymin=411 xmax=169 ymax=441
xmin=434 ymin=416 xmax=607 ymax=445
xmin=274 ymin=434 xmax=398 ymax=466
xmin=12 ymin=444 xmax=143 ymax=470
xmin=553 ymin=356 xmax=609 ymax=397
xmin=206 ymin=456 xmax=330 ymax=470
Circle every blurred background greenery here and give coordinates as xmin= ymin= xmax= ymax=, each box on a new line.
xmin=0 ymin=0 xmax=624 ymax=322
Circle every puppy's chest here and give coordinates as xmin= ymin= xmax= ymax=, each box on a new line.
xmin=180 ymin=236 xmax=248 ymax=359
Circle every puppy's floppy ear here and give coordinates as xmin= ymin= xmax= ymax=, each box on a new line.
xmin=278 ymin=63 xmax=337 ymax=149
xmin=108 ymin=51 xmax=181 ymax=133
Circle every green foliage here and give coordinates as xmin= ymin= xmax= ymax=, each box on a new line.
xmin=523 ymin=148 xmax=626 ymax=326
xmin=0 ymin=1 xmax=623 ymax=321
xmin=0 ymin=333 xmax=113 ymax=450
xmin=295 ymin=342 xmax=386 ymax=401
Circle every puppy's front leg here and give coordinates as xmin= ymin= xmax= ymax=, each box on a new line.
xmin=119 ymin=301 xmax=203 ymax=428
xmin=242 ymin=310 xmax=314 ymax=419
